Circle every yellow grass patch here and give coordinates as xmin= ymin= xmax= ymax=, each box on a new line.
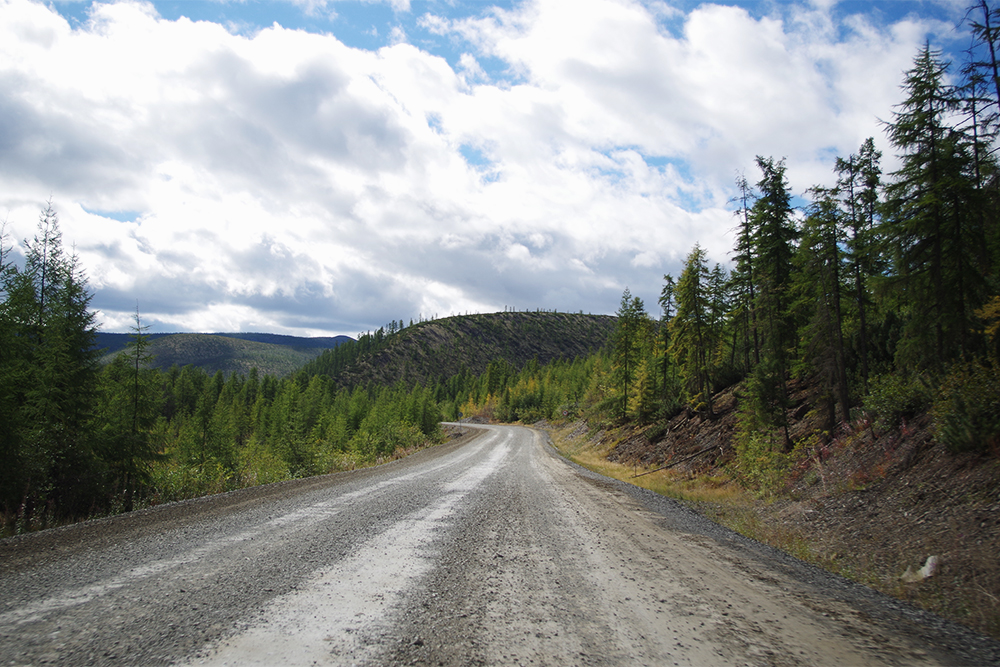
xmin=549 ymin=423 xmax=743 ymax=504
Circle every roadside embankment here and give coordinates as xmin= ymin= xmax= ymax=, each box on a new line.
xmin=545 ymin=407 xmax=1000 ymax=641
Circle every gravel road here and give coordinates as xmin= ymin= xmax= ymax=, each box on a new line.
xmin=2 ymin=424 xmax=998 ymax=666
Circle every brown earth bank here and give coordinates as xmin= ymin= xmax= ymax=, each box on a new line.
xmin=544 ymin=380 xmax=1000 ymax=641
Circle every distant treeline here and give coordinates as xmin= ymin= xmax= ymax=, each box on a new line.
xmin=93 ymin=331 xmax=350 ymax=359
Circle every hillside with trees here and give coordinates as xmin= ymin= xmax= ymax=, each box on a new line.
xmin=495 ymin=32 xmax=999 ymax=461
xmin=297 ymin=311 xmax=615 ymax=390
xmin=97 ymin=332 xmax=351 ymax=378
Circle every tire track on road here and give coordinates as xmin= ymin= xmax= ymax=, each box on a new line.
xmin=182 ymin=430 xmax=513 ymax=666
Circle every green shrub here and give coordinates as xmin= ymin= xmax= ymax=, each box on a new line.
xmin=733 ymin=431 xmax=789 ymax=497
xmin=730 ymin=403 xmax=790 ymax=498
xmin=350 ymin=418 xmax=423 ymax=460
xmin=862 ymin=372 xmax=934 ymax=430
xmin=148 ymin=458 xmax=234 ymax=504
xmin=238 ymin=439 xmax=290 ymax=486
xmin=583 ymin=394 xmax=623 ymax=427
xmin=932 ymin=362 xmax=1000 ymax=454
xmin=643 ymin=422 xmax=669 ymax=443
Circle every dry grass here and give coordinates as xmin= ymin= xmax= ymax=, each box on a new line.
xmin=552 ymin=422 xmax=744 ymax=505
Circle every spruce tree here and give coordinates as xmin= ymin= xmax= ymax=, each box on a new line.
xmin=730 ymin=173 xmax=760 ymax=372
xmin=749 ymin=156 xmax=798 ymax=449
xmin=882 ymin=43 xmax=990 ymax=368
xmin=96 ymin=307 xmax=162 ymax=503
xmin=658 ymin=274 xmax=679 ymax=409
xmin=835 ymin=138 xmax=882 ymax=387
xmin=671 ymin=245 xmax=715 ymax=415
xmin=2 ymin=203 xmax=101 ymax=517
xmin=795 ymin=187 xmax=850 ymax=429
xmin=612 ymin=288 xmax=649 ymax=420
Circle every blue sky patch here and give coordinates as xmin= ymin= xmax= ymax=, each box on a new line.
xmin=83 ymin=208 xmax=142 ymax=223
xmin=459 ymin=144 xmax=490 ymax=167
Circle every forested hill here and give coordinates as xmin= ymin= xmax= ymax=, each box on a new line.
xmin=97 ymin=332 xmax=351 ymax=377
xmin=297 ymin=311 xmax=616 ymax=388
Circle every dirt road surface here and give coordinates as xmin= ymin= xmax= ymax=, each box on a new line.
xmin=1 ymin=424 xmax=998 ymax=666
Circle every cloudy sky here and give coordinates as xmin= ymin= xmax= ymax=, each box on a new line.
xmin=0 ymin=0 xmax=972 ymax=337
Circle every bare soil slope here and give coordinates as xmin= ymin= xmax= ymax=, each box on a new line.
xmin=585 ymin=380 xmax=1000 ymax=639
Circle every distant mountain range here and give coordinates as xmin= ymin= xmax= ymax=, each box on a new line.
xmin=96 ymin=332 xmax=352 ymax=377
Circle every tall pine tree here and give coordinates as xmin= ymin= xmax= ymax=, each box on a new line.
xmin=1 ymin=203 xmax=101 ymax=518
xmin=95 ymin=307 xmax=163 ymax=505
xmin=835 ymin=138 xmax=882 ymax=387
xmin=795 ymin=187 xmax=850 ymax=430
xmin=882 ymin=43 xmax=990 ymax=368
xmin=749 ymin=156 xmax=799 ymax=449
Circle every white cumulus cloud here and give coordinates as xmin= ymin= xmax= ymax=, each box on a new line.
xmin=0 ymin=0 xmax=961 ymax=335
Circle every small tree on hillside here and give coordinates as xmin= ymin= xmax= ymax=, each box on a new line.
xmin=95 ymin=307 xmax=163 ymax=505
xmin=613 ymin=288 xmax=649 ymax=421
xmin=671 ymin=244 xmax=715 ymax=415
